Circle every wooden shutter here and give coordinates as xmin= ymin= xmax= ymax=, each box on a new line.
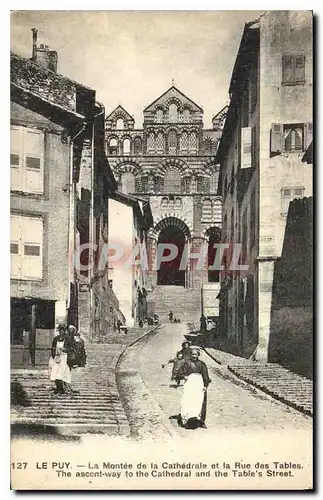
xmin=304 ymin=122 xmax=313 ymax=150
xmin=24 ymin=129 xmax=44 ymax=194
xmin=294 ymin=55 xmax=306 ymax=83
xmin=10 ymin=127 xmax=23 ymax=191
xmin=21 ymin=216 xmax=43 ymax=280
xmin=241 ymin=127 xmax=252 ymax=169
xmin=10 ymin=214 xmax=22 ymax=279
xmin=270 ymin=123 xmax=283 ymax=155
xmin=282 ymin=55 xmax=293 ymax=84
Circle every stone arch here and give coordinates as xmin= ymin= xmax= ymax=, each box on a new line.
xmin=203 ymin=160 xmax=220 ymax=177
xmin=201 ymin=225 xmax=222 ymax=240
xmin=157 ymin=158 xmax=188 ymax=176
xmin=150 ymin=215 xmax=193 ymax=240
xmin=114 ymin=159 xmax=142 ymax=174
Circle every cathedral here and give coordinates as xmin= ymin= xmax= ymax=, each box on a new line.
xmin=105 ymin=86 xmax=226 ymax=309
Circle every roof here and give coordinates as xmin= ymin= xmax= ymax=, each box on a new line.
xmin=106 ymin=105 xmax=135 ymax=122
xmin=144 ymin=85 xmax=203 ymax=112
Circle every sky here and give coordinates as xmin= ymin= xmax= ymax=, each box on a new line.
xmin=10 ymin=10 xmax=264 ymax=127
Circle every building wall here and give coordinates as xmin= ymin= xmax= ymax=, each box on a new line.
xmin=108 ymin=199 xmax=135 ymax=326
xmin=11 ymin=102 xmax=70 ymax=309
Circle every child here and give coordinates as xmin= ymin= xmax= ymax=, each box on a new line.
xmin=168 ymin=351 xmax=187 ymax=387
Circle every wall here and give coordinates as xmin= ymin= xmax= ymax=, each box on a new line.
xmin=11 ymin=102 xmax=70 ymax=307
xmin=108 ymin=198 xmax=134 ymax=326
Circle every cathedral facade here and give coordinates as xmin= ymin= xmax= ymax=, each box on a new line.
xmin=105 ymin=86 xmax=226 ymax=292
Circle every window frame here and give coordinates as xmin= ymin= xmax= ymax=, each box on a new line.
xmin=10 ymin=214 xmax=43 ymax=281
xmin=282 ymin=54 xmax=306 ymax=86
xmin=281 ymin=186 xmax=305 ymax=216
xmin=283 ymin=123 xmax=305 ymax=152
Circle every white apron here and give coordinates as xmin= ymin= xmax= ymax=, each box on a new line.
xmin=49 ymin=340 xmax=71 ymax=384
xmin=180 ymin=373 xmax=204 ymax=425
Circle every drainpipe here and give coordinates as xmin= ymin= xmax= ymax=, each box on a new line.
xmin=89 ymin=102 xmax=105 ymax=340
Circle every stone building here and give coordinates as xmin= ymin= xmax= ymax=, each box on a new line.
xmin=10 ymin=31 xmax=119 ymax=366
xmin=105 ymin=86 xmax=226 ymax=321
xmin=216 ymin=11 xmax=313 ymax=363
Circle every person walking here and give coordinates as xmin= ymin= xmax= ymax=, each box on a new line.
xmin=49 ymin=324 xmax=76 ymax=394
xmin=162 ymin=351 xmax=186 ymax=387
xmin=68 ymin=325 xmax=87 ymax=368
xmin=168 ymin=310 xmax=174 ymax=323
xmin=179 ymin=348 xmax=211 ymax=429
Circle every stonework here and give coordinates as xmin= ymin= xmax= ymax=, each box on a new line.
xmin=105 ymin=86 xmax=226 ymax=290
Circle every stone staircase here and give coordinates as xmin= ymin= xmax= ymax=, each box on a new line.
xmin=11 ymin=342 xmax=130 ymax=435
xmin=149 ymin=285 xmax=201 ymax=322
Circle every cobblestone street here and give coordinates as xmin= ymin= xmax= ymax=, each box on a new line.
xmin=118 ymin=323 xmax=312 ymax=442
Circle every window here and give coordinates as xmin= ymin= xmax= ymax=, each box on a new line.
xmin=123 ymin=138 xmax=131 ymax=155
xmin=169 ymin=104 xmax=177 ymax=122
xmin=202 ymin=199 xmax=212 ymax=222
xmin=281 ymin=187 xmax=304 ymax=215
xmin=175 ymin=198 xmax=182 ymax=209
xmin=164 ymin=168 xmax=181 ymax=193
xmin=11 ymin=214 xmax=43 ymax=280
xmin=156 ymin=132 xmax=165 ymax=153
xmin=282 ymin=55 xmax=305 ymax=85
xmin=241 ymin=126 xmax=252 ymax=169
xmin=11 ymin=126 xmax=44 ymax=194
xmin=168 ymin=131 xmax=177 ymax=155
xmin=116 ymin=118 xmax=124 ymax=130
xmin=184 ymin=177 xmax=190 ymax=193
xmin=147 ymin=133 xmax=155 ymax=152
xmin=210 ymin=172 xmax=219 ymax=194
xmin=109 ymin=137 xmax=118 ymax=155
xmin=213 ymin=200 xmax=222 ymax=223
xmin=156 ymin=109 xmax=163 ymax=122
xmin=180 ymin=132 xmax=189 ymax=152
xmin=121 ymin=172 xmax=135 ymax=194
xmin=182 ymin=109 xmax=190 ymax=122
xmin=189 ymin=132 xmax=198 ymax=153
xmin=161 ymin=197 xmax=168 ymax=209
xmin=284 ymin=124 xmax=304 ymax=151
xmin=134 ymin=137 xmax=142 ymax=155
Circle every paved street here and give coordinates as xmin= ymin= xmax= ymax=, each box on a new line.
xmin=118 ymin=323 xmax=312 ymax=440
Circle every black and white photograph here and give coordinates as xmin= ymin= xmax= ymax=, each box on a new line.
xmin=9 ymin=9 xmax=313 ymax=490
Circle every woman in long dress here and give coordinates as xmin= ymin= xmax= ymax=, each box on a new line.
xmin=180 ymin=348 xmax=211 ymax=429
xmin=49 ymin=324 xmax=75 ymax=394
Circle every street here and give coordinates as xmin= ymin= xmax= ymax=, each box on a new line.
xmin=118 ymin=323 xmax=312 ymax=441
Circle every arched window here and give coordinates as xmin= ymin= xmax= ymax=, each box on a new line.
xmin=109 ymin=137 xmax=118 ymax=155
xmin=123 ymin=138 xmax=131 ymax=155
xmin=180 ymin=131 xmax=189 ymax=152
xmin=147 ymin=133 xmax=155 ymax=152
xmin=164 ymin=168 xmax=181 ymax=193
xmin=134 ymin=137 xmax=142 ymax=155
xmin=169 ymin=104 xmax=177 ymax=123
xmin=156 ymin=132 xmax=165 ymax=153
xmin=141 ymin=176 xmax=148 ymax=193
xmin=121 ymin=172 xmax=135 ymax=194
xmin=213 ymin=200 xmax=222 ymax=223
xmin=202 ymin=199 xmax=212 ymax=221
xmin=116 ymin=118 xmax=124 ymax=130
xmin=182 ymin=109 xmax=190 ymax=122
xmin=189 ymin=132 xmax=198 ymax=153
xmin=175 ymin=198 xmax=182 ymax=209
xmin=210 ymin=171 xmax=219 ymax=193
xmin=168 ymin=130 xmax=177 ymax=155
xmin=156 ymin=109 xmax=163 ymax=122
xmin=161 ymin=197 xmax=168 ymax=209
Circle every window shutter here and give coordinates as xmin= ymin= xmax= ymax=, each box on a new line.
xmin=21 ymin=216 xmax=43 ymax=279
xmin=304 ymin=122 xmax=313 ymax=150
xmin=270 ymin=123 xmax=283 ymax=155
xmin=24 ymin=129 xmax=44 ymax=194
xmin=294 ymin=55 xmax=305 ymax=83
xmin=10 ymin=215 xmax=22 ymax=279
xmin=241 ymin=127 xmax=252 ymax=169
xmin=10 ymin=127 xmax=23 ymax=191
xmin=282 ymin=55 xmax=293 ymax=84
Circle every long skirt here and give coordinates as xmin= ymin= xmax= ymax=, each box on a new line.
xmin=180 ymin=373 xmax=205 ymax=426
xmin=49 ymin=353 xmax=71 ymax=384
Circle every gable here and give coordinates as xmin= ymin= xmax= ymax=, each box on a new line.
xmin=106 ymin=105 xmax=134 ymax=123
xmin=144 ymin=86 xmax=203 ymax=113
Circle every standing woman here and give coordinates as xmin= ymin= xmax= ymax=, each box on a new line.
xmin=179 ymin=348 xmax=211 ymax=429
xmin=49 ymin=324 xmax=75 ymax=394
xmin=68 ymin=325 xmax=87 ymax=368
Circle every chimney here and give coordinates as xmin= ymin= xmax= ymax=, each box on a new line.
xmin=31 ymin=28 xmax=38 ymax=60
xmin=30 ymin=28 xmax=58 ymax=72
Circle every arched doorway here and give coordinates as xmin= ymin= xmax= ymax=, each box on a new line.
xmin=206 ymin=226 xmax=221 ymax=283
xmin=153 ymin=217 xmax=191 ymax=287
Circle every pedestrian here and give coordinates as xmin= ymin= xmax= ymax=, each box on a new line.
xmin=200 ymin=315 xmax=207 ymax=334
xmin=179 ymin=340 xmax=192 ymax=361
xmin=68 ymin=325 xmax=87 ymax=368
xmin=179 ymin=348 xmax=211 ymax=429
xmin=169 ymin=310 xmax=174 ymax=323
xmin=49 ymin=323 xmax=76 ymax=394
xmin=169 ymin=351 xmax=186 ymax=387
